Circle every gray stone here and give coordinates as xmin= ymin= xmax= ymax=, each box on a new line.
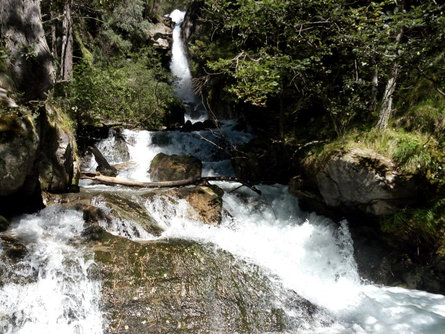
xmin=315 ymin=148 xmax=418 ymax=216
xmin=0 ymin=114 xmax=39 ymax=196
xmin=146 ymin=22 xmax=172 ymax=50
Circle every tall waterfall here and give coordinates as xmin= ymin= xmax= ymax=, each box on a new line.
xmin=169 ymin=9 xmax=207 ymax=123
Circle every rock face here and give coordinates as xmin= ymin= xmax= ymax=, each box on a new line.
xmin=0 ymin=114 xmax=39 ymax=196
xmin=1 ymin=105 xmax=81 ymax=216
xmin=91 ymin=233 xmax=327 ymax=334
xmin=38 ymin=104 xmax=81 ymax=192
xmin=146 ymin=20 xmax=172 ymax=50
xmin=149 ymin=153 xmax=202 ymax=181
xmin=314 ymin=148 xmax=419 ymax=216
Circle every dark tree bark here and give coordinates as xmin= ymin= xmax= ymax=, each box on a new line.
xmin=0 ymin=0 xmax=55 ymax=101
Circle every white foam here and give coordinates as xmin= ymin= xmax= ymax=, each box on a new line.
xmin=0 ymin=207 xmax=103 ymax=334
xmin=140 ymin=183 xmax=445 ymax=333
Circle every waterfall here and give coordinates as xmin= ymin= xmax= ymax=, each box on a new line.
xmin=2 ymin=6 xmax=445 ymax=333
xmin=169 ymin=9 xmax=207 ymax=123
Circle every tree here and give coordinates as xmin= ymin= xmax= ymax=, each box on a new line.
xmin=0 ymin=0 xmax=55 ymax=101
xmin=189 ymin=0 xmax=445 ymax=137
xmin=60 ymin=0 xmax=74 ymax=80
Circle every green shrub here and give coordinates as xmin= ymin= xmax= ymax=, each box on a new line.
xmin=380 ymin=198 xmax=445 ymax=255
xmin=58 ymin=52 xmax=179 ymax=129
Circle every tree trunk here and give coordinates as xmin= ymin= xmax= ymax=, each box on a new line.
xmin=0 ymin=0 xmax=55 ymax=101
xmin=376 ymin=63 xmax=399 ymax=129
xmin=50 ymin=7 xmax=58 ymax=62
xmin=59 ymin=0 xmax=73 ymax=80
xmin=370 ymin=67 xmax=378 ymax=113
xmin=376 ymin=30 xmax=403 ymax=130
xmin=80 ymin=172 xmax=262 ymax=195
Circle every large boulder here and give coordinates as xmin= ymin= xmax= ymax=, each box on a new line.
xmin=314 ymin=148 xmax=420 ymax=216
xmin=149 ymin=153 xmax=202 ymax=181
xmin=0 ymin=0 xmax=55 ymax=102
xmin=90 ymin=232 xmax=329 ymax=334
xmin=0 ymin=113 xmax=39 ymax=196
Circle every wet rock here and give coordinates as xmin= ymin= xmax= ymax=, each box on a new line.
xmin=149 ymin=153 xmax=202 ymax=182
xmin=150 ymin=131 xmax=172 ymax=147
xmin=92 ymin=129 xmax=130 ymax=165
xmin=91 ymin=233 xmax=329 ymax=334
xmin=164 ymin=184 xmax=224 ymax=225
xmin=46 ymin=189 xmax=164 ymax=238
xmin=0 ymin=235 xmax=27 ymax=259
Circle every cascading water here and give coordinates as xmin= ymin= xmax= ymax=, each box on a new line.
xmin=169 ymin=9 xmax=207 ymax=123
xmin=0 ymin=207 xmax=103 ymax=333
xmin=84 ymin=128 xmax=445 ymax=333
xmin=141 ymin=183 xmax=445 ymax=333
xmin=81 ymin=120 xmax=254 ymax=183
xmin=3 ymin=7 xmax=445 ymax=333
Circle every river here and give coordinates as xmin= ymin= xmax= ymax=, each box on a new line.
xmin=0 ymin=8 xmax=444 ymax=334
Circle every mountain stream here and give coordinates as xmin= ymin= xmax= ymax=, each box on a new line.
xmin=0 ymin=9 xmax=444 ymax=334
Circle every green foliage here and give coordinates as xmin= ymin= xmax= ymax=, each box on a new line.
xmin=191 ymin=0 xmax=445 ymax=138
xmin=102 ymin=0 xmax=152 ymax=51
xmin=208 ymin=53 xmax=284 ymax=107
xmin=57 ymin=51 xmax=178 ymax=129
xmin=381 ymin=198 xmax=445 ymax=254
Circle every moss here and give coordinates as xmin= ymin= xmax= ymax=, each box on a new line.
xmin=303 ymin=126 xmax=443 ymax=179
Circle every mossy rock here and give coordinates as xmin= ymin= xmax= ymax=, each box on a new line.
xmin=90 ymin=232 xmax=329 ymax=333
xmin=149 ymin=153 xmax=202 ymax=182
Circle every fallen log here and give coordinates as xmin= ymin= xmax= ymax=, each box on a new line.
xmin=80 ymin=172 xmax=261 ymax=195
